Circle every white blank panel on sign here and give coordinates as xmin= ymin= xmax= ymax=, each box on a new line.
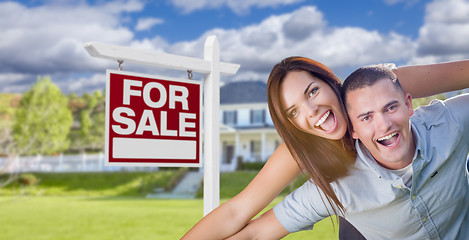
xmin=112 ymin=138 xmax=197 ymax=159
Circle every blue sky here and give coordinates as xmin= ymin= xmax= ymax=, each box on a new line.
xmin=1 ymin=0 xmax=469 ymax=94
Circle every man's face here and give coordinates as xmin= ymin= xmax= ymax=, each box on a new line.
xmin=346 ymin=78 xmax=415 ymax=169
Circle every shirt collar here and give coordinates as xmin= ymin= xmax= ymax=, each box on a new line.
xmin=355 ymin=140 xmax=395 ymax=180
xmin=354 ymin=126 xmax=421 ymax=180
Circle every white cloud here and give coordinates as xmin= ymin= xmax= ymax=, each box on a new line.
xmin=170 ymin=0 xmax=304 ymax=14
xmin=168 ymin=6 xmax=415 ymax=81
xmin=0 ymin=73 xmax=33 ymax=93
xmin=0 ymin=1 xmax=141 ymax=75
xmin=2 ymin=0 xmax=467 ymax=94
xmin=424 ymin=0 xmax=469 ymax=23
xmin=412 ymin=0 xmax=469 ymax=64
xmin=282 ymin=6 xmax=326 ymax=40
xmin=0 ymin=0 xmax=164 ymax=93
xmin=129 ymin=36 xmax=169 ymax=52
xmin=382 ymin=0 xmax=419 ymax=6
xmin=102 ymin=0 xmax=144 ymax=14
xmin=135 ymin=17 xmax=164 ymax=31
xmin=61 ymin=73 xmax=107 ymax=94
xmin=382 ymin=0 xmax=406 ymax=5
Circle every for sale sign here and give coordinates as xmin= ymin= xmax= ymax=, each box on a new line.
xmin=105 ymin=70 xmax=202 ymax=167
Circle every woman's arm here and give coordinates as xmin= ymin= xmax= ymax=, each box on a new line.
xmin=181 ymin=143 xmax=301 ymax=239
xmin=226 ymin=209 xmax=290 ymax=240
xmin=395 ymin=59 xmax=469 ymax=98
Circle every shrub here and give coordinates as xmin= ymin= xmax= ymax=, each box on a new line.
xmin=0 ymin=171 xmax=187 ymax=197
xmin=18 ymin=174 xmax=38 ymax=186
xmin=238 ymin=161 xmax=265 ymax=171
xmin=165 ymin=168 xmax=189 ymax=191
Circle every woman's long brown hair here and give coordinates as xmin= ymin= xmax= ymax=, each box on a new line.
xmin=267 ymin=57 xmax=355 ymax=216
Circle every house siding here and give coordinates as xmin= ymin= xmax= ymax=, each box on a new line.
xmin=218 ymin=81 xmax=282 ymax=171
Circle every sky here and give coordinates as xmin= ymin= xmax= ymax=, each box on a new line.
xmin=1 ymin=0 xmax=469 ymax=94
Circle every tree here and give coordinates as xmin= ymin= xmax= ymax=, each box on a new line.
xmin=68 ymin=90 xmax=105 ymax=153
xmin=86 ymin=90 xmax=105 ymax=150
xmin=0 ymin=93 xmax=21 ymax=187
xmin=13 ymin=76 xmax=73 ymax=155
xmin=412 ymin=93 xmax=446 ymax=109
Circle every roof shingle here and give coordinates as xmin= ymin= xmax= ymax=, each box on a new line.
xmin=220 ymin=81 xmax=267 ymax=104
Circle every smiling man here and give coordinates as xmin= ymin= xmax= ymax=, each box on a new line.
xmin=227 ymin=65 xmax=469 ymax=240
xmin=345 ymin=73 xmax=416 ymax=170
xmin=339 ymin=66 xmax=469 ymax=239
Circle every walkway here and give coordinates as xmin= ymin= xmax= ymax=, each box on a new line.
xmin=147 ymin=171 xmax=203 ymax=199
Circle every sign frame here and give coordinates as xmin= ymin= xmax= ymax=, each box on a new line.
xmin=104 ymin=69 xmax=202 ymax=168
xmin=85 ymin=36 xmax=240 ymax=215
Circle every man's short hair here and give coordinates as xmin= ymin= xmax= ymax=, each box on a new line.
xmin=341 ymin=65 xmax=403 ymax=106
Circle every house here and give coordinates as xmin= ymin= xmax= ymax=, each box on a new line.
xmin=219 ymin=81 xmax=282 ymax=171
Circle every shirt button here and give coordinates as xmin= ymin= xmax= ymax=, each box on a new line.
xmin=396 ymin=185 xmax=402 ymax=189
xmin=423 ymin=217 xmax=427 ymax=222
xmin=412 ymin=195 xmax=416 ymax=200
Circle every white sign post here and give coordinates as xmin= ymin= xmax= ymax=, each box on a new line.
xmin=84 ymin=36 xmax=240 ymax=215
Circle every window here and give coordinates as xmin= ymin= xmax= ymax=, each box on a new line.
xmin=223 ymin=110 xmax=237 ymax=125
xmin=250 ymin=109 xmax=265 ymax=124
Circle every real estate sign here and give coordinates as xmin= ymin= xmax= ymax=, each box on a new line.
xmin=105 ymin=70 xmax=202 ymax=167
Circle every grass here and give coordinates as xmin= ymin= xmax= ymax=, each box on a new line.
xmin=0 ymin=196 xmax=337 ymax=240
xmin=197 ymin=170 xmax=308 ymax=198
xmin=0 ymin=196 xmax=201 ymax=240
xmin=0 ymin=171 xmax=337 ymax=239
xmin=1 ymin=170 xmax=187 ymax=197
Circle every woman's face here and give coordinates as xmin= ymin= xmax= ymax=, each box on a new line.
xmin=280 ymin=70 xmax=347 ymax=140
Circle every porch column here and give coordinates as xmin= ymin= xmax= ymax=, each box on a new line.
xmin=235 ymin=133 xmax=240 ymax=159
xmin=261 ymin=132 xmax=266 ymax=162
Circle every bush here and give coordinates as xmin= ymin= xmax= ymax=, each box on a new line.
xmin=18 ymin=174 xmax=38 ymax=186
xmin=0 ymin=171 xmax=186 ymax=197
xmin=165 ymin=168 xmax=189 ymax=191
xmin=238 ymin=161 xmax=265 ymax=171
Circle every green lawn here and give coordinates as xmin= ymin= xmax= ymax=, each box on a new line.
xmin=0 ymin=171 xmax=337 ymax=239
xmin=0 ymin=196 xmax=337 ymax=240
xmin=1 ymin=170 xmax=187 ymax=197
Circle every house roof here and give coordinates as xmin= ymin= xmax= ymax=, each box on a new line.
xmin=220 ymin=81 xmax=267 ymax=104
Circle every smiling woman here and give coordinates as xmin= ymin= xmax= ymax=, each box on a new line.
xmin=266 ymin=57 xmax=356 ymax=217
xmin=280 ymin=71 xmax=347 ymax=140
